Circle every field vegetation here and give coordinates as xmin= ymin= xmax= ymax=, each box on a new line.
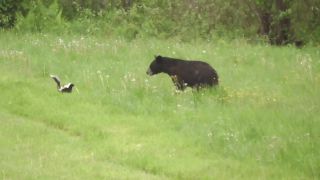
xmin=0 ymin=32 xmax=319 ymax=179
xmin=1 ymin=0 xmax=320 ymax=179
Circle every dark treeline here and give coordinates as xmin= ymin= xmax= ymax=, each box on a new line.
xmin=1 ymin=0 xmax=320 ymax=44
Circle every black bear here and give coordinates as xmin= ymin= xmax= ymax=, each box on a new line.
xmin=146 ymin=55 xmax=219 ymax=90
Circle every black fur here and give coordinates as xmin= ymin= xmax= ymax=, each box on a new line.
xmin=147 ymin=55 xmax=219 ymax=90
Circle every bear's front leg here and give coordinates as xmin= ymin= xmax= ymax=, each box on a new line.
xmin=171 ymin=75 xmax=186 ymax=91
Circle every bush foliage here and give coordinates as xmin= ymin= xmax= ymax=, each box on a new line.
xmin=1 ymin=0 xmax=320 ymax=43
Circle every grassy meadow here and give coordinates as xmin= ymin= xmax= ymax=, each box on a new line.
xmin=0 ymin=32 xmax=319 ymax=179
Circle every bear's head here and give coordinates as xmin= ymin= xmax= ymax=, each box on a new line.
xmin=146 ymin=55 xmax=163 ymax=76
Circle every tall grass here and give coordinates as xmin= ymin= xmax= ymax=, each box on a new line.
xmin=0 ymin=32 xmax=319 ymax=179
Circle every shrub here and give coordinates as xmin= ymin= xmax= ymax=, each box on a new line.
xmin=15 ymin=0 xmax=68 ymax=33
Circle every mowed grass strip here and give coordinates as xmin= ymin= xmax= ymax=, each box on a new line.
xmin=0 ymin=32 xmax=319 ymax=179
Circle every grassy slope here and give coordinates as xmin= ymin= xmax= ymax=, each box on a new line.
xmin=0 ymin=32 xmax=319 ymax=179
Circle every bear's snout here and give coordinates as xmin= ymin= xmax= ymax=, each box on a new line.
xmin=146 ymin=68 xmax=153 ymax=76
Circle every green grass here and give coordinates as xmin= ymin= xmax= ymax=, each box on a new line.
xmin=0 ymin=32 xmax=319 ymax=179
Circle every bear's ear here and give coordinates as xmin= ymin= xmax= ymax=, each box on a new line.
xmin=155 ymin=55 xmax=162 ymax=63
